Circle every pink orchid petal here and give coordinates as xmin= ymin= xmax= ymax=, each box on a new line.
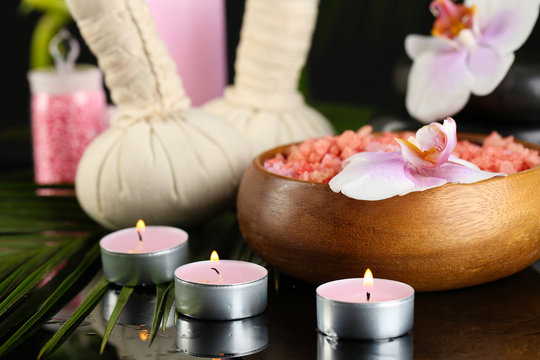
xmin=468 ymin=44 xmax=515 ymax=95
xmin=470 ymin=0 xmax=540 ymax=53
xmin=405 ymin=34 xmax=456 ymax=60
xmin=406 ymin=49 xmax=475 ymax=123
xmin=403 ymin=162 xmax=448 ymax=188
xmin=330 ymin=150 xmax=505 ymax=201
xmin=424 ymin=161 xmax=505 ymax=183
xmin=329 ymin=152 xmax=420 ymax=201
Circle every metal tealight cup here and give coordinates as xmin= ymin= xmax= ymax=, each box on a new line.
xmin=100 ymin=226 xmax=189 ymax=286
xmin=174 ymin=260 xmax=268 ymax=320
xmin=316 ymin=278 xmax=414 ymax=340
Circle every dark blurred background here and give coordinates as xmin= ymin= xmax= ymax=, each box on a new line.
xmin=4 ymin=0 xmax=540 ymax=176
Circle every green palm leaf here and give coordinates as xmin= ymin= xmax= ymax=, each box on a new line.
xmin=37 ymin=277 xmax=110 ymax=360
xmin=0 ymin=242 xmax=101 ymax=355
xmin=0 ymin=250 xmax=43 ymax=296
xmin=0 ymin=238 xmax=84 ymax=316
xmin=100 ymin=285 xmax=134 ymax=355
xmin=161 ymin=284 xmax=175 ymax=334
xmin=149 ymin=282 xmax=173 ymax=345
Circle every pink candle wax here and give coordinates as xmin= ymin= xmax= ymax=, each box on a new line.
xmin=100 ymin=226 xmax=189 ymax=286
xmin=100 ymin=226 xmax=187 ymax=254
xmin=317 ymin=278 xmax=414 ymax=303
xmin=174 ymin=260 xmax=267 ymax=285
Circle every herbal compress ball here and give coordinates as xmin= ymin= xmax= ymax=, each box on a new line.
xmin=204 ymin=0 xmax=334 ymax=156
xmin=67 ymin=0 xmax=251 ymax=229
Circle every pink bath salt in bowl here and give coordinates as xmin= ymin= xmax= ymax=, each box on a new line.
xmin=454 ymin=131 xmax=540 ymax=174
xmin=264 ymin=126 xmax=540 ymax=183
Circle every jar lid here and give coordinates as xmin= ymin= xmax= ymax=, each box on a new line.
xmin=27 ymin=64 xmax=104 ymax=95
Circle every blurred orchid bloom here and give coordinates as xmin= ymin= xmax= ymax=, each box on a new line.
xmin=405 ymin=0 xmax=540 ymax=123
xmin=329 ymin=118 xmax=504 ymax=201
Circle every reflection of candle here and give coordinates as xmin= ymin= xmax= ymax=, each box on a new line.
xmin=176 ymin=313 xmax=268 ymax=358
xmin=317 ymin=332 xmax=413 ymax=360
xmin=100 ymin=221 xmax=189 ymax=286
xmin=316 ymin=269 xmax=414 ymax=340
xmin=102 ymin=288 xmax=176 ymax=328
xmin=174 ymin=251 xmax=268 ymax=320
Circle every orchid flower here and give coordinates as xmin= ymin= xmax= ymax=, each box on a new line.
xmin=329 ymin=118 xmax=505 ymax=201
xmin=405 ymin=0 xmax=540 ymax=123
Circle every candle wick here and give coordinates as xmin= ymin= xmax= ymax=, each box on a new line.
xmin=211 ymin=267 xmax=220 ymax=275
xmin=137 ymin=230 xmax=142 ymax=242
xmin=366 ymin=292 xmax=371 ymax=302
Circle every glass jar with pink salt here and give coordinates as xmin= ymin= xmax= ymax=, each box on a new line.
xmin=27 ymin=29 xmax=107 ymax=185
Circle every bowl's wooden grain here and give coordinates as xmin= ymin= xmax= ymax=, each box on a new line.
xmin=237 ymin=134 xmax=540 ymax=291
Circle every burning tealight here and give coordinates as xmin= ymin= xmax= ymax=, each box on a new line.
xmin=316 ymin=269 xmax=414 ymax=340
xmin=174 ymin=251 xmax=268 ymax=320
xmin=99 ymin=220 xmax=189 ymax=286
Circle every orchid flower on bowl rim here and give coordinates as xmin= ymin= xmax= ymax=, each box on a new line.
xmin=329 ymin=117 xmax=505 ymax=201
xmin=405 ymin=0 xmax=540 ymax=123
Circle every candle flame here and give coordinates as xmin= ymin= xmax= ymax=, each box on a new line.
xmin=139 ymin=329 xmax=149 ymax=341
xmin=364 ymin=268 xmax=374 ymax=289
xmin=210 ymin=250 xmax=219 ymax=262
xmin=136 ymin=219 xmax=146 ymax=232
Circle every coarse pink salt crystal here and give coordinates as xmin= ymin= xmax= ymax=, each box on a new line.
xmin=453 ymin=131 xmax=540 ymax=174
xmin=264 ymin=126 xmax=540 ymax=183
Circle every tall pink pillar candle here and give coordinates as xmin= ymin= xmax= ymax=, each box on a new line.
xmin=146 ymin=0 xmax=227 ymax=106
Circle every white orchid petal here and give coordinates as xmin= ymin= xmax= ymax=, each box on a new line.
xmin=330 ymin=140 xmax=506 ymax=202
xmin=415 ymin=123 xmax=444 ymax=151
xmin=406 ymin=50 xmax=475 ymax=123
xmin=405 ymin=34 xmax=456 ymax=60
xmin=441 ymin=117 xmax=458 ymax=152
xmin=448 ymin=155 xmax=480 ymax=169
xmin=329 ymin=152 xmax=421 ymax=201
xmin=471 ymin=0 xmax=540 ymax=53
xmin=397 ymin=117 xmax=457 ymax=168
xmin=396 ymin=137 xmax=434 ymax=168
xmin=468 ymin=44 xmax=514 ymax=95
xmin=465 ymin=0 xmax=503 ymax=32
xmin=424 ymin=117 xmax=457 ymax=164
xmin=428 ymin=161 xmax=505 ymax=183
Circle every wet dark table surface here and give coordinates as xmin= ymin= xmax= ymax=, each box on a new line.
xmin=31 ymin=262 xmax=539 ymax=360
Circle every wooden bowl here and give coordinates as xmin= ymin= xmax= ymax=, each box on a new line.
xmin=237 ymin=134 xmax=540 ymax=292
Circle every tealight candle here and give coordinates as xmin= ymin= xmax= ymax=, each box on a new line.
xmin=100 ymin=220 xmax=189 ymax=286
xmin=174 ymin=251 xmax=268 ymax=320
xmin=316 ymin=269 xmax=414 ymax=340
